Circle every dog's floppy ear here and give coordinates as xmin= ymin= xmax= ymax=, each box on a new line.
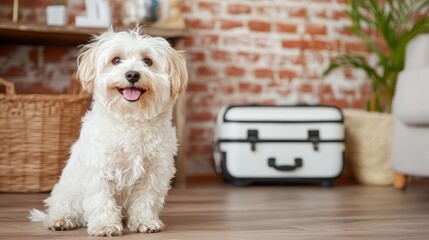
xmin=168 ymin=49 xmax=188 ymax=102
xmin=76 ymin=42 xmax=97 ymax=93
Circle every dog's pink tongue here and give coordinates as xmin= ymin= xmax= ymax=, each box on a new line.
xmin=123 ymin=88 xmax=141 ymax=101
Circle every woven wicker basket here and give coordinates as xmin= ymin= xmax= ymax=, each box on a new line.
xmin=344 ymin=109 xmax=393 ymax=186
xmin=0 ymin=77 xmax=91 ymax=192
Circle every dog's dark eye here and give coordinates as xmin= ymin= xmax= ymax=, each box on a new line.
xmin=112 ymin=57 xmax=121 ymax=65
xmin=143 ymin=58 xmax=152 ymax=67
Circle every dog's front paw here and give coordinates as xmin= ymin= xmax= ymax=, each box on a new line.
xmin=48 ymin=218 xmax=80 ymax=231
xmin=87 ymin=224 xmax=123 ymax=237
xmin=128 ymin=219 xmax=165 ymax=233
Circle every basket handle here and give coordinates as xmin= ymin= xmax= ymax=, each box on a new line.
xmin=70 ymin=73 xmax=85 ymax=95
xmin=0 ymin=77 xmax=16 ymax=95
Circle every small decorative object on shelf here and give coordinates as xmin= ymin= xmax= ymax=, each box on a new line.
xmin=143 ymin=0 xmax=161 ymax=23
xmin=46 ymin=0 xmax=67 ymax=26
xmin=152 ymin=0 xmax=186 ymax=29
xmin=75 ymin=0 xmax=111 ymax=28
xmin=122 ymin=0 xmax=138 ymax=26
xmin=12 ymin=0 xmax=19 ymax=22
xmin=122 ymin=0 xmax=185 ymax=29
xmin=122 ymin=0 xmax=160 ymax=27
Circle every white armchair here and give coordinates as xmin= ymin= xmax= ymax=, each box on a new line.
xmin=391 ymin=34 xmax=429 ymax=189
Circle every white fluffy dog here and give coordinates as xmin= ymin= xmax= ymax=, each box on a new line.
xmin=29 ymin=28 xmax=188 ymax=237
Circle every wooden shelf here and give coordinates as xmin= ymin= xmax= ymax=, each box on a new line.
xmin=0 ymin=23 xmax=189 ymax=46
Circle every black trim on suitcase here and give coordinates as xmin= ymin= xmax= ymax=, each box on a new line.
xmin=219 ymin=151 xmax=345 ymax=187
xmin=222 ymin=104 xmax=344 ymax=123
xmin=216 ymin=139 xmax=344 ymax=154
xmin=218 ymin=139 xmax=344 ymax=143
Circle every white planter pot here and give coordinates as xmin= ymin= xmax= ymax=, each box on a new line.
xmin=46 ymin=5 xmax=67 ymax=26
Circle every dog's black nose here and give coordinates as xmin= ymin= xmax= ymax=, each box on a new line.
xmin=125 ymin=71 xmax=140 ymax=84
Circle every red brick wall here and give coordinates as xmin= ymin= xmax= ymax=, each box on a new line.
xmin=0 ymin=0 xmax=369 ymax=175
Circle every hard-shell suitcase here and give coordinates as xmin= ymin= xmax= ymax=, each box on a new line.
xmin=213 ymin=105 xmax=345 ymax=186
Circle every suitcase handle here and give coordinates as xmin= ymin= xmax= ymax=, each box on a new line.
xmin=268 ymin=157 xmax=303 ymax=171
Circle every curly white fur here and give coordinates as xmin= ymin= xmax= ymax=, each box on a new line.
xmin=29 ymin=27 xmax=188 ymax=237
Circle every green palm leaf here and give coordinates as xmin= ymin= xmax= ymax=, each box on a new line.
xmin=324 ymin=0 xmax=429 ymax=112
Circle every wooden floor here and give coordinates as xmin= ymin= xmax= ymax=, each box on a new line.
xmin=1 ymin=183 xmax=428 ymax=240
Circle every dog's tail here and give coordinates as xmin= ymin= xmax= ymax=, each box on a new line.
xmin=29 ymin=209 xmax=47 ymax=222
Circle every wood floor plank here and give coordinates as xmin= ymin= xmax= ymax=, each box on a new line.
xmin=0 ymin=184 xmax=428 ymax=239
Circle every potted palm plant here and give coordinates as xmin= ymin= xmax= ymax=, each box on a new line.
xmin=324 ymin=0 xmax=429 ymax=185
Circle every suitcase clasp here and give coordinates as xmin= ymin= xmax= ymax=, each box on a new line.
xmin=308 ymin=130 xmax=320 ymax=151
xmin=247 ymin=129 xmax=258 ymax=151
